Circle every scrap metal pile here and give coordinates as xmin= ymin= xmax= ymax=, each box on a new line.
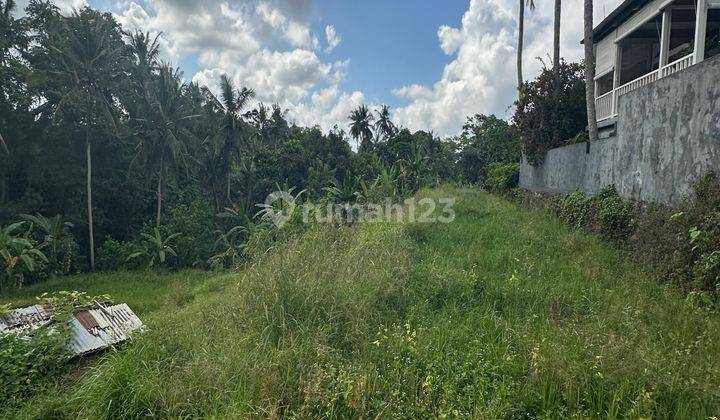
xmin=0 ymin=301 xmax=143 ymax=356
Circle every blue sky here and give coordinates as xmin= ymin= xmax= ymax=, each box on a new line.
xmin=311 ymin=0 xmax=469 ymax=108
xmin=27 ymin=0 xmax=623 ymax=136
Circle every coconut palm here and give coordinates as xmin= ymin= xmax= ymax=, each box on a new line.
xmin=215 ymin=74 xmax=255 ymax=202
xmin=48 ymin=9 xmax=127 ymax=270
xmin=132 ymin=65 xmax=198 ymax=226
xmin=349 ymin=105 xmax=374 ymax=152
xmin=127 ymin=30 xmax=160 ymax=76
xmin=517 ymin=0 xmax=536 ymax=91
xmin=374 ymin=104 xmax=396 ymax=141
xmin=553 ymin=0 xmax=562 ymax=143
xmin=584 ymin=0 xmax=599 ymax=142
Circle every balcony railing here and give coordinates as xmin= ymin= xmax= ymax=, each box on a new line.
xmin=594 ymin=53 xmax=695 ymax=122
xmin=660 ymin=53 xmax=694 ymax=77
xmin=595 ymin=90 xmax=615 ymax=122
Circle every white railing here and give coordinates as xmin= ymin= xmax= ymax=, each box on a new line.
xmin=594 ymin=53 xmax=696 ymax=122
xmin=617 ymin=70 xmax=658 ymax=96
xmin=595 ymin=90 xmax=615 ymax=121
xmin=660 ymin=53 xmax=694 ymax=78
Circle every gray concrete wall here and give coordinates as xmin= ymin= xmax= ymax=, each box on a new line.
xmin=520 ymin=55 xmax=720 ymax=204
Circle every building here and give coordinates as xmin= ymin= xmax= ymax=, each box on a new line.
xmin=518 ymin=0 xmax=720 ymax=204
xmin=593 ymin=0 xmax=720 ymax=123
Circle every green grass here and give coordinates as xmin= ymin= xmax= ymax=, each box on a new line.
xmin=3 ymin=186 xmax=720 ymax=418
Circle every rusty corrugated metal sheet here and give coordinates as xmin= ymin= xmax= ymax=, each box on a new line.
xmin=0 ymin=302 xmax=143 ymax=356
xmin=68 ymin=303 xmax=143 ymax=356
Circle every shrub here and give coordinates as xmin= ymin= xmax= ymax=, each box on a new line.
xmin=96 ymin=236 xmax=141 ymax=271
xmin=546 ymin=174 xmax=720 ymax=295
xmin=553 ymin=190 xmax=593 ymax=230
xmin=552 ymin=186 xmax=635 ymax=242
xmin=595 ymin=186 xmax=635 ymax=241
xmin=484 ymin=162 xmax=519 ymax=193
xmin=0 ymin=329 xmax=68 ymax=406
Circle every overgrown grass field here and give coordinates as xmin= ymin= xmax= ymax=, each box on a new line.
xmin=3 ymin=186 xmax=720 ymax=418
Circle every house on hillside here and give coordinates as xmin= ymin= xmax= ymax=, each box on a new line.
xmin=519 ymin=0 xmax=720 ymax=204
xmin=593 ymin=0 xmax=720 ymax=126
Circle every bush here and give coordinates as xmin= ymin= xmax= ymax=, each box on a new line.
xmin=595 ymin=186 xmax=635 ymax=241
xmin=553 ymin=190 xmax=594 ymax=230
xmin=552 ymin=186 xmax=635 ymax=242
xmin=96 ymin=236 xmax=141 ymax=271
xmin=484 ymin=162 xmax=519 ymax=193
xmin=0 ymin=329 xmax=68 ymax=406
xmin=547 ymin=174 xmax=720 ymax=296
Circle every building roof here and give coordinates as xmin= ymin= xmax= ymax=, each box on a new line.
xmin=584 ymin=0 xmax=654 ymax=43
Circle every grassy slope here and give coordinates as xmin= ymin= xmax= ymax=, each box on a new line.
xmin=3 ymin=186 xmax=720 ymax=418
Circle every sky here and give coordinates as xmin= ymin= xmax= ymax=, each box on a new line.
xmin=16 ymin=0 xmax=624 ymax=137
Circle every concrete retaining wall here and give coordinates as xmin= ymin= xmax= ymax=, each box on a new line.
xmin=519 ymin=55 xmax=720 ymax=204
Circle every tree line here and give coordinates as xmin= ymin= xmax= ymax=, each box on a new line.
xmin=1 ymin=1 xmax=532 ymax=287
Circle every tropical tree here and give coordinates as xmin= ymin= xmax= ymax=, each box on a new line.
xmin=374 ymin=104 xmax=396 ymax=141
xmin=584 ymin=0 xmax=599 ymax=142
xmin=216 ymin=74 xmax=255 ymax=202
xmin=132 ymin=65 xmax=198 ymax=226
xmin=517 ymin=0 xmax=536 ymax=91
xmin=349 ymin=105 xmax=374 ymax=152
xmin=44 ymin=8 xmax=128 ymax=270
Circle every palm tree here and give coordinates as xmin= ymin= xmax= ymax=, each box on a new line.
xmin=553 ymin=0 xmax=562 ymax=144
xmin=374 ymin=104 xmax=396 ymax=141
xmin=133 ymin=65 xmax=198 ymax=226
xmin=349 ymin=105 xmax=374 ymax=152
xmin=217 ymin=74 xmax=255 ymax=202
xmin=127 ymin=30 xmax=160 ymax=76
xmin=584 ymin=0 xmax=599 ymax=142
xmin=517 ymin=0 xmax=536 ymax=91
xmin=48 ymin=9 xmax=127 ymax=270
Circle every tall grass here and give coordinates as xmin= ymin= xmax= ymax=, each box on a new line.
xmin=4 ymin=186 xmax=720 ymax=418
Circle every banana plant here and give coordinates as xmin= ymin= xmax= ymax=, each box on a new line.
xmin=0 ymin=222 xmax=48 ymax=287
xmin=20 ymin=213 xmax=74 ymax=270
xmin=127 ymin=228 xmax=181 ymax=268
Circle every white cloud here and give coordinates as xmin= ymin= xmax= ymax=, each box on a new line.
xmin=324 ymin=25 xmax=341 ymax=53
xmin=111 ymin=0 xmax=362 ymax=132
xmin=392 ymin=0 xmax=627 ymax=137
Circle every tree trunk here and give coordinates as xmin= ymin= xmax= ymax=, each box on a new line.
xmin=517 ymin=0 xmax=525 ymax=91
xmin=85 ymin=132 xmax=95 ymax=271
xmin=156 ymin=149 xmax=164 ymax=227
xmin=584 ymin=0 xmax=599 ymax=143
xmin=553 ymin=0 xmax=562 ymax=144
xmin=226 ymin=171 xmax=231 ymax=202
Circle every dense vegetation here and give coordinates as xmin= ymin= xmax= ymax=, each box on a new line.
xmin=514 ymin=60 xmax=588 ymax=164
xmin=3 ymin=186 xmax=720 ymax=418
xmin=0 ymin=2 xmax=521 ymax=289
xmin=546 ymin=173 xmax=720 ymax=296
